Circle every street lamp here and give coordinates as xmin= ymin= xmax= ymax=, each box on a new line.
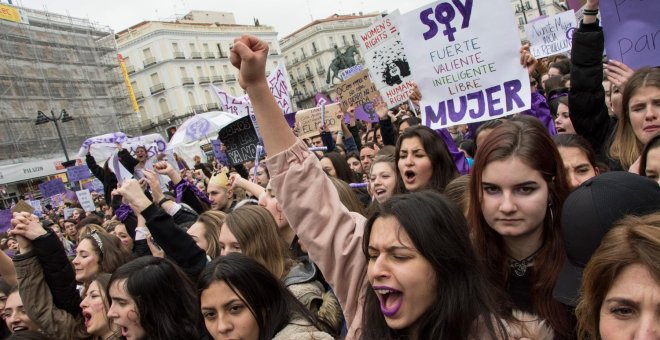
xmin=35 ymin=109 xmax=76 ymax=167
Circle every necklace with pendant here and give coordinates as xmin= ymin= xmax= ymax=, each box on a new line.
xmin=509 ymin=248 xmax=541 ymax=277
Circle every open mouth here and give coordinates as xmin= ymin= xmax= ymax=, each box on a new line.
xmin=12 ymin=326 xmax=27 ymax=332
xmin=373 ymin=286 xmax=403 ymax=317
xmin=83 ymin=311 xmax=92 ymax=327
xmin=557 ymin=127 xmax=566 ymax=133
xmin=403 ymin=170 xmax=416 ymax=183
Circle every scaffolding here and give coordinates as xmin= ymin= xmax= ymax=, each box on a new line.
xmin=0 ymin=4 xmax=141 ymax=164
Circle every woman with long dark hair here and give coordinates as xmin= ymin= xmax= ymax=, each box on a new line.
xmin=468 ymin=117 xmax=575 ymax=339
xmin=107 ymin=256 xmax=200 ymax=339
xmin=198 ymin=253 xmax=332 ymax=340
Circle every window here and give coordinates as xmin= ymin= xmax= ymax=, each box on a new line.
xmin=142 ymin=48 xmax=152 ymax=59
xmin=172 ymin=43 xmax=180 ymax=52
xmin=518 ymin=16 xmax=525 ymax=25
xmin=312 ymin=42 xmax=318 ymax=53
xmin=342 ymin=35 xmax=348 ymax=46
xmin=203 ymin=43 xmax=210 ymax=52
xmin=217 ymin=43 xmax=224 ymax=57
xmin=189 ymin=43 xmax=197 ymax=52
xmin=179 ymin=67 xmax=188 ymax=77
xmin=210 ymin=66 xmax=217 ymax=76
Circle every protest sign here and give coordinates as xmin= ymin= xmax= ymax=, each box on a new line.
xmin=336 ymin=69 xmax=382 ymax=122
xmin=357 ymin=11 xmax=416 ymax=109
xmin=339 ymin=64 xmax=364 ymax=81
xmin=76 ymin=189 xmax=96 ymax=212
xmin=600 ymin=0 xmax=659 ymax=69
xmin=397 ymin=0 xmax=531 ymax=129
xmin=27 ymin=200 xmax=43 ymax=217
xmin=210 ymin=140 xmax=231 ymax=167
xmin=38 ymin=178 xmax=67 ymax=198
xmin=525 ymin=11 xmax=577 ymax=58
xmin=11 ymin=200 xmax=34 ymax=214
xmin=66 ymin=165 xmax=92 ymax=182
xmin=63 ymin=208 xmax=75 ymax=220
xmin=0 ymin=209 xmax=11 ymax=233
xmin=217 ymin=116 xmax=260 ymax=165
xmin=295 ymin=103 xmax=342 ymax=139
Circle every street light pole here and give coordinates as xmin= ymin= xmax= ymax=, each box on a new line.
xmin=35 ymin=109 xmax=75 ymax=167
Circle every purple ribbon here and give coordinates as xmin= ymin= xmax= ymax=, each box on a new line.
xmin=172 ymin=180 xmax=212 ymax=205
xmin=549 ymin=92 xmax=568 ymax=102
xmin=115 ymin=204 xmax=132 ymax=222
xmin=349 ymin=182 xmax=368 ymax=188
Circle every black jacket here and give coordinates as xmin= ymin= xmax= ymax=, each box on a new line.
xmin=86 ymin=154 xmax=118 ymax=204
xmin=569 ymin=20 xmax=622 ymax=171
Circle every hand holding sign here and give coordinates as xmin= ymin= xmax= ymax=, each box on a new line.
xmin=230 ymin=35 xmax=269 ymax=90
xmin=604 ymin=59 xmax=634 ymax=91
xmin=10 ymin=212 xmax=46 ymax=241
xmin=520 ymin=44 xmax=537 ymax=76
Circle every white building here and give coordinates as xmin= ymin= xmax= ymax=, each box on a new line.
xmin=280 ymin=13 xmax=381 ymax=110
xmin=512 ymin=0 xmax=570 ymax=40
xmin=116 ymin=11 xmax=283 ymax=135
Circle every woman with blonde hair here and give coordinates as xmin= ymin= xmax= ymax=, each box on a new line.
xmin=576 ymin=213 xmax=660 ymax=340
xmin=187 ymin=210 xmax=225 ymax=259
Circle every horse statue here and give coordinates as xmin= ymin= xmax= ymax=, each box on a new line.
xmin=326 ymin=45 xmax=359 ymax=85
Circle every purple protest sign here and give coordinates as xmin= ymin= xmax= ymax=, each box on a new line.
xmin=0 ymin=209 xmax=11 ymax=233
xmin=601 ymin=0 xmax=660 ymax=69
xmin=38 ymin=178 xmax=67 ymax=198
xmin=211 ymin=140 xmax=231 ymax=167
xmin=66 ymin=165 xmax=92 ymax=182
xmin=284 ymin=112 xmax=297 ymax=128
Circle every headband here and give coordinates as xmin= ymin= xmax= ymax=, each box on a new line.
xmin=90 ymin=231 xmax=104 ymax=256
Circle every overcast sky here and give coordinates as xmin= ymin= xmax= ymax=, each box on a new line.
xmin=14 ymin=0 xmax=431 ymax=38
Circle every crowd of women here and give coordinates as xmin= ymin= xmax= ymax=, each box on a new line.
xmin=0 ymin=0 xmax=658 ymax=339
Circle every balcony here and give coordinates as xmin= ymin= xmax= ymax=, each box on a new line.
xmin=204 ymin=52 xmax=215 ymax=59
xmin=305 ymin=72 xmax=313 ymax=79
xmin=143 ymin=57 xmax=157 ymax=68
xmin=187 ymin=104 xmax=206 ymax=114
xmin=149 ymin=83 xmax=165 ymax=95
xmin=316 ymin=67 xmax=325 ymax=75
xmin=269 ymin=50 xmax=279 ymax=56
xmin=133 ymin=90 xmax=144 ymax=101
xmin=211 ymin=75 xmax=224 ymax=84
xmin=290 ymin=78 xmax=297 ymax=86
xmin=173 ymin=52 xmax=185 ymax=59
xmin=207 ymin=102 xmax=219 ymax=110
xmin=126 ymin=65 xmax=135 ymax=74
xmin=198 ymin=76 xmax=210 ymax=84
xmin=224 ymin=74 xmax=236 ymax=82
xmin=296 ymin=76 xmax=305 ymax=83
xmin=218 ymin=53 xmax=228 ymax=59
xmin=191 ymin=52 xmax=202 ymax=59
xmin=182 ymin=77 xmax=194 ymax=86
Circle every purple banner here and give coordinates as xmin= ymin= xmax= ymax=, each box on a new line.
xmin=38 ymin=179 xmax=67 ymax=199
xmin=211 ymin=140 xmax=231 ymax=167
xmin=601 ymin=0 xmax=660 ymax=69
xmin=66 ymin=165 xmax=92 ymax=182
xmin=0 ymin=209 xmax=11 ymax=233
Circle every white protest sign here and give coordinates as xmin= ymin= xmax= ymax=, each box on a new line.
xmin=63 ymin=208 xmax=75 ymax=220
xmin=27 ymin=200 xmax=43 ymax=217
xmin=397 ymin=0 xmax=531 ymax=129
xmin=357 ymin=11 xmax=416 ymax=109
xmin=339 ymin=64 xmax=364 ymax=81
xmin=525 ymin=10 xmax=577 ymax=58
xmin=76 ymin=189 xmax=96 ymax=213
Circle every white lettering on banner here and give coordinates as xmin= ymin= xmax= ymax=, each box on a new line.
xmin=397 ymin=0 xmax=530 ymax=129
xmin=0 ymin=159 xmax=68 ymax=185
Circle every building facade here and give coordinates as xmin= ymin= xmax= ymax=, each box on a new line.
xmin=0 ymin=4 xmax=140 ymax=164
xmin=279 ymin=13 xmax=381 ymax=110
xmin=115 ymin=11 xmax=283 ymax=136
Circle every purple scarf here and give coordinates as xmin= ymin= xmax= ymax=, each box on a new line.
xmin=171 ymin=180 xmax=212 ymax=205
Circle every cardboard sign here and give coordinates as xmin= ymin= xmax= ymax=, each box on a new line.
xmin=217 ymin=116 xmax=260 ymax=165
xmin=357 ymin=11 xmax=416 ymax=109
xmin=397 ymin=0 xmax=531 ymax=129
xmin=601 ymin=0 xmax=660 ymax=69
xmin=38 ymin=178 xmax=67 ymax=198
xmin=336 ymin=69 xmax=382 ymax=122
xmin=295 ymin=103 xmax=342 ymax=139
xmin=11 ymin=200 xmax=34 ymax=214
xmin=525 ymin=11 xmax=577 ymax=58
xmin=66 ymin=165 xmax=92 ymax=182
xmin=76 ymin=189 xmax=96 ymax=213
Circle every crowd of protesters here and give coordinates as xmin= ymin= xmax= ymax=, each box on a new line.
xmin=0 ymin=0 xmax=658 ymax=339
